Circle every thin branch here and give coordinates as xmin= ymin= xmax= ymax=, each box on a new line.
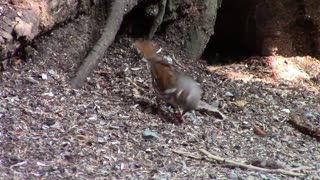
xmin=126 ymin=77 xmax=146 ymax=91
xmin=197 ymin=100 xmax=226 ymax=119
xmin=171 ymin=54 xmax=185 ymax=69
xmin=171 ymin=149 xmax=202 ymax=160
xmin=199 ymin=149 xmax=306 ymax=177
xmin=289 ymin=166 xmax=315 ymax=172
xmin=173 ymin=148 xmax=307 ymax=177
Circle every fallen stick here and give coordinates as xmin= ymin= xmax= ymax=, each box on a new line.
xmin=197 ymin=100 xmax=226 ymax=119
xmin=172 ymin=149 xmax=307 ymax=177
xmin=171 ymin=54 xmax=185 ymax=69
xmin=126 ymin=77 xmax=146 ymax=91
xmin=199 ymin=149 xmax=306 ymax=177
xmin=171 ymin=149 xmax=202 ymax=160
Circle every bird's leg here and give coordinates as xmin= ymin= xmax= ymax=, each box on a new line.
xmin=175 ymin=108 xmax=188 ymax=124
xmin=176 ymin=113 xmax=187 ymax=123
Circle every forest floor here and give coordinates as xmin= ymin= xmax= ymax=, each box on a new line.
xmin=0 ymin=13 xmax=320 ymax=179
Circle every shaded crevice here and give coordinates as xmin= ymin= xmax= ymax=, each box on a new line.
xmin=202 ymin=0 xmax=257 ymax=63
xmin=119 ymin=0 xmax=159 ymax=38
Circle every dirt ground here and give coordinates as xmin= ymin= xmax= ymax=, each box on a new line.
xmin=0 ymin=13 xmax=320 ymax=179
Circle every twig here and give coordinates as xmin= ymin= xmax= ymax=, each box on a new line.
xmin=126 ymin=77 xmax=146 ymax=91
xmin=197 ymin=100 xmax=226 ymax=119
xmin=289 ymin=166 xmax=315 ymax=172
xmin=199 ymin=149 xmax=305 ymax=177
xmin=171 ymin=54 xmax=185 ymax=69
xmin=171 ymin=149 xmax=202 ymax=160
xmin=173 ymin=148 xmax=307 ymax=177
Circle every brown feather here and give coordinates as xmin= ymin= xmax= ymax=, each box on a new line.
xmin=133 ymin=39 xmax=160 ymax=60
xmin=133 ymin=39 xmax=202 ymax=122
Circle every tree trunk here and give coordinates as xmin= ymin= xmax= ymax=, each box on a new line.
xmin=0 ymin=0 xmax=79 ymax=61
xmin=1 ymin=0 xmax=319 ymax=87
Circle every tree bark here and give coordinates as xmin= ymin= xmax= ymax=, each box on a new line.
xmin=71 ymin=0 xmax=125 ymax=89
xmin=184 ymin=0 xmax=221 ymax=59
xmin=0 ymin=0 xmax=79 ymax=61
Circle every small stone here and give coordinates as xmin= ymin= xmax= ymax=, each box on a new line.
xmin=227 ymin=172 xmax=238 ymax=179
xmin=260 ymin=174 xmax=269 ymax=180
xmin=272 ymin=115 xmax=280 ymax=121
xmin=36 ymin=161 xmax=47 ymax=166
xmin=281 ymin=109 xmax=290 ymax=114
xmin=305 ymin=112 xmax=316 ymax=121
xmin=211 ymin=100 xmax=220 ymax=108
xmin=48 ymin=69 xmax=57 ymax=76
xmin=99 ymin=120 xmax=106 ymax=126
xmin=88 ymin=115 xmax=97 ymax=121
xmin=96 ymin=131 xmax=105 ymax=137
xmin=298 ymin=147 xmax=308 ymax=153
xmin=97 ymin=137 xmax=106 ymax=143
xmin=41 ymin=73 xmax=48 ymax=80
xmin=143 ymin=129 xmax=159 ymax=139
xmin=241 ymin=121 xmax=251 ymax=129
xmin=225 ymin=91 xmax=234 ymax=97
xmin=26 ymin=76 xmax=39 ymax=84
xmin=42 ymin=92 xmax=54 ymax=97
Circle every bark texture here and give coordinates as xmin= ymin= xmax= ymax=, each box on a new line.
xmin=71 ymin=0 xmax=126 ymax=88
xmin=0 ymin=0 xmax=79 ymax=61
xmin=184 ymin=0 xmax=220 ymax=59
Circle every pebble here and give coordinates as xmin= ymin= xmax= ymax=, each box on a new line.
xmin=97 ymin=137 xmax=106 ymax=143
xmin=211 ymin=100 xmax=220 ymax=108
xmin=99 ymin=120 xmax=106 ymax=126
xmin=26 ymin=76 xmax=39 ymax=84
xmin=143 ymin=129 xmax=159 ymax=139
xmin=305 ymin=112 xmax=316 ymax=120
xmin=281 ymin=109 xmax=290 ymax=114
xmin=227 ymin=172 xmax=238 ymax=180
xmin=298 ymin=147 xmax=308 ymax=153
xmin=260 ymin=174 xmax=269 ymax=180
xmin=41 ymin=73 xmax=48 ymax=80
xmin=48 ymin=69 xmax=57 ymax=76
xmin=225 ymin=91 xmax=234 ymax=97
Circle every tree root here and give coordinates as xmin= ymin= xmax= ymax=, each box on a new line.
xmin=71 ymin=1 xmax=125 ymax=89
xmin=148 ymin=0 xmax=167 ymax=39
xmin=172 ymin=149 xmax=309 ymax=177
xmin=288 ymin=112 xmax=320 ymax=142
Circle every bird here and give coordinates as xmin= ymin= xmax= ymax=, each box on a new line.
xmin=133 ymin=39 xmax=202 ymax=123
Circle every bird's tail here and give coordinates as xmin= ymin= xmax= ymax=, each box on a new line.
xmin=133 ymin=39 xmax=160 ymax=60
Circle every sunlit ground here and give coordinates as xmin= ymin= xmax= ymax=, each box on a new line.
xmin=207 ymin=56 xmax=320 ymax=93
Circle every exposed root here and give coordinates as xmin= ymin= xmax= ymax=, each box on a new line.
xmin=71 ymin=1 xmax=125 ymax=89
xmin=148 ymin=0 xmax=167 ymax=39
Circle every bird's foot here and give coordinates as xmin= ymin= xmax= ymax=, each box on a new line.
xmin=175 ymin=113 xmax=189 ymax=124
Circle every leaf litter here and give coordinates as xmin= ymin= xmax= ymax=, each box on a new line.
xmin=0 ymin=17 xmax=320 ymax=180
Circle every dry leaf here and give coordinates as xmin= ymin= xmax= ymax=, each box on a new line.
xmin=231 ymin=100 xmax=248 ymax=107
xmin=253 ymin=126 xmax=267 ymax=137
